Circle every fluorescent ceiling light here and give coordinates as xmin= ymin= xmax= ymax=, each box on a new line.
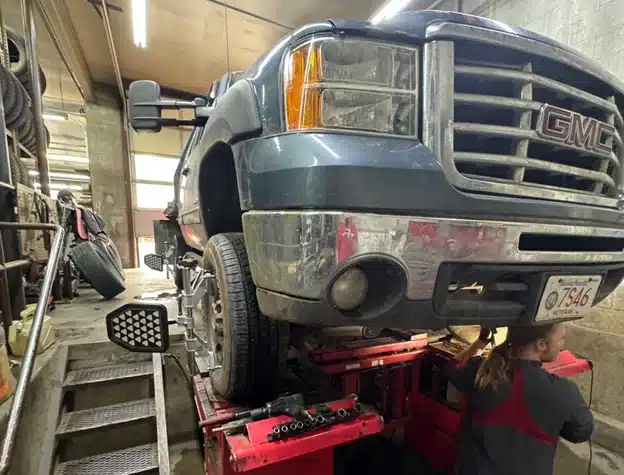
xmin=369 ymin=0 xmax=412 ymax=24
xmin=48 ymin=154 xmax=89 ymax=164
xmin=29 ymin=170 xmax=90 ymax=181
xmin=132 ymin=0 xmax=147 ymax=48
xmin=43 ymin=112 xmax=68 ymax=121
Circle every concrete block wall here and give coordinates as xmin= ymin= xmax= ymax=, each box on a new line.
xmin=460 ymin=0 xmax=624 ymax=460
xmin=86 ymin=88 xmax=134 ymax=268
xmin=464 ymin=0 xmax=624 ymax=80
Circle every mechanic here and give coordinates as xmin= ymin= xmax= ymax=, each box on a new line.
xmin=446 ymin=323 xmax=593 ymax=475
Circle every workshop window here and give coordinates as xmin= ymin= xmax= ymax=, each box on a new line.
xmin=135 ymin=182 xmax=174 ymax=210
xmin=133 ymin=153 xmax=178 ymax=210
xmin=134 ymin=154 xmax=178 ymax=183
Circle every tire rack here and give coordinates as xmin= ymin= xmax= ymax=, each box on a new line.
xmin=0 ymin=4 xmax=41 ymax=186
xmin=0 ymin=2 xmax=57 ymax=333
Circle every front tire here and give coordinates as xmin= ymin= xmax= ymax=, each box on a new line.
xmin=202 ymin=233 xmax=288 ymax=403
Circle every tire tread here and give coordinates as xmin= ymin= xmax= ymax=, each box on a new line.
xmin=206 ymin=233 xmax=287 ymax=402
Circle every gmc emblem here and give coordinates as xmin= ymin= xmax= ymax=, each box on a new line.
xmin=536 ymin=104 xmax=615 ymax=157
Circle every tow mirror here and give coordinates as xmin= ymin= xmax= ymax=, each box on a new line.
xmin=128 ymin=80 xmax=163 ymax=132
xmin=128 ymin=80 xmax=211 ymax=132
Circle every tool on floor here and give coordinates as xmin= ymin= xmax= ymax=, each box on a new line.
xmin=199 ymin=393 xmax=312 ymax=429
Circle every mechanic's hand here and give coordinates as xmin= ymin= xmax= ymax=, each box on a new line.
xmin=478 ymin=327 xmax=492 ymax=344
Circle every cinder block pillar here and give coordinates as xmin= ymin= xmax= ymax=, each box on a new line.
xmin=85 ymin=87 xmax=136 ymax=268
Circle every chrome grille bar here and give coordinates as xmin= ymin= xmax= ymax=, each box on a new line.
xmin=456 ymin=64 xmax=623 ymax=125
xmin=455 ymin=152 xmax=616 ymax=189
xmin=454 ymin=93 xmax=543 ymax=112
xmin=595 ymin=96 xmax=618 ymax=195
xmin=454 ymin=93 xmax=624 ymax=149
xmin=422 ymin=22 xmax=624 ymax=209
xmin=512 ymin=63 xmax=533 ymax=181
xmin=454 ymin=122 xmax=620 ymax=167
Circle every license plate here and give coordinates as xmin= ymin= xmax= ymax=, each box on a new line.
xmin=536 ymin=275 xmax=602 ymax=321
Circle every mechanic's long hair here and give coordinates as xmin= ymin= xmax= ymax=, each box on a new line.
xmin=475 ymin=324 xmax=556 ymax=389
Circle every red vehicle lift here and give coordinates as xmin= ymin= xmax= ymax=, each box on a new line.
xmin=194 ymin=333 xmax=591 ymax=475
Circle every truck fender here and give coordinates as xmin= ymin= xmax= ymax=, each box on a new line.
xmin=198 ymin=78 xmax=262 ymax=147
xmin=191 ymin=79 xmax=262 ymax=239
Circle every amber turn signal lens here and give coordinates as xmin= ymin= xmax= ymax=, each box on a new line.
xmin=284 ymin=44 xmax=322 ymax=130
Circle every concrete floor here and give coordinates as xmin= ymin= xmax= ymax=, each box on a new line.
xmin=2 ymin=268 xmax=199 ymax=474
xmin=52 ymin=267 xmax=183 ymax=346
xmin=8 ymin=268 xmax=620 ymax=475
xmin=52 ymin=269 xmax=202 ymax=473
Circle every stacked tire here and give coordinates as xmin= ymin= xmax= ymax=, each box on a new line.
xmin=1 ymin=26 xmax=48 ymax=180
xmin=5 ymin=26 xmax=47 ymax=99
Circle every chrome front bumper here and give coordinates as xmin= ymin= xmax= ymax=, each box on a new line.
xmin=242 ymin=211 xmax=624 ymax=302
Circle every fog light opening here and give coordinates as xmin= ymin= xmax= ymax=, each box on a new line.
xmin=330 ymin=267 xmax=369 ymax=311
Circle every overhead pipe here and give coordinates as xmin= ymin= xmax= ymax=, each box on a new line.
xmin=21 ymin=0 xmax=51 ymax=196
xmin=100 ymin=0 xmax=138 ymax=267
xmin=33 ymin=0 xmax=87 ymax=101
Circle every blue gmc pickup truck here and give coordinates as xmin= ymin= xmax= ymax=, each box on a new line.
xmin=129 ymin=11 xmax=624 ymax=399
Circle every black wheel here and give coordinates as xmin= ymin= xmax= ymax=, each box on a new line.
xmin=93 ymin=235 xmax=125 ymax=280
xmin=18 ymin=66 xmax=46 ymax=99
xmin=17 ymin=110 xmax=34 ymax=143
xmin=5 ymin=73 xmax=26 ymax=128
xmin=202 ymin=233 xmax=289 ymax=403
xmin=0 ymin=65 xmax=17 ymax=119
xmin=69 ymin=241 xmax=125 ymax=299
xmin=6 ymin=27 xmax=28 ymax=79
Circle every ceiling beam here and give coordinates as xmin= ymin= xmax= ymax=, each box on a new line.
xmin=36 ymin=0 xmax=94 ymax=102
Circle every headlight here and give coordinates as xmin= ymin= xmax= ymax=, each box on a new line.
xmin=283 ymin=38 xmax=418 ymax=136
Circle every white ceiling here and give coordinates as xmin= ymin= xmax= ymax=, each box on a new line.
xmin=66 ymin=0 xmax=380 ymax=96
xmin=1 ymin=0 xmax=449 ymax=103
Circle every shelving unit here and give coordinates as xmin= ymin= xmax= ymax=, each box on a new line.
xmin=0 ymin=1 xmax=55 ymax=329
xmin=6 ymin=128 xmax=36 ymax=160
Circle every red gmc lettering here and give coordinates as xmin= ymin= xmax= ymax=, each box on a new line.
xmin=565 ymin=114 xmax=596 ymax=149
xmin=538 ymin=105 xmax=571 ymax=140
xmin=596 ymin=122 xmax=616 ymax=155
xmin=537 ymin=104 xmax=615 ymax=158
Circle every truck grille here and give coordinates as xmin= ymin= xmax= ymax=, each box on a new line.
xmin=450 ymin=41 xmax=624 ymax=206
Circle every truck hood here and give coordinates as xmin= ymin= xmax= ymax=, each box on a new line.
xmin=328 ymin=10 xmax=624 ymax=96
xmin=332 ymin=11 xmax=570 ymax=54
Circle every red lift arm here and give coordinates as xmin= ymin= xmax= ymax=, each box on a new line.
xmin=195 ymin=335 xmax=591 ymax=475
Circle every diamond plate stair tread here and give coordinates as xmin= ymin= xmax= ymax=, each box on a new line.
xmin=56 ymin=399 xmax=156 ymax=436
xmin=63 ymin=361 xmax=154 ymax=389
xmin=54 ymin=443 xmax=158 ymax=475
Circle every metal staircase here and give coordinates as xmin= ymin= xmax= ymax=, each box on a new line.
xmin=52 ymin=354 xmax=169 ymax=475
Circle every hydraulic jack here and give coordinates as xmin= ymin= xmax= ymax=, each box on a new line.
xmin=105 ymin=262 xmax=594 ymax=475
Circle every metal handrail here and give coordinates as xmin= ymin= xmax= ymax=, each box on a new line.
xmin=0 ymin=222 xmax=64 ymax=475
